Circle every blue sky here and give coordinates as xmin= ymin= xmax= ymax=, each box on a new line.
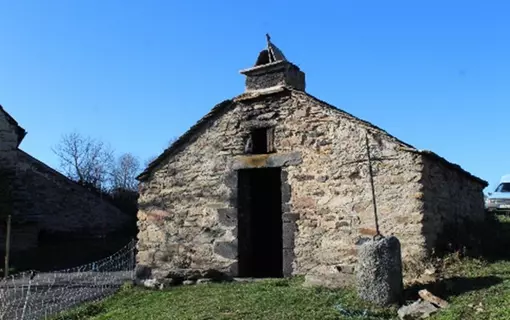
xmin=1 ymin=0 xmax=509 ymax=192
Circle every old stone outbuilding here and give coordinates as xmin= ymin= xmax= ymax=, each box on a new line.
xmin=136 ymin=37 xmax=487 ymax=284
xmin=0 ymin=106 xmax=130 ymax=263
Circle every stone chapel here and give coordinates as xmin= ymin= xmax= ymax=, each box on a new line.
xmin=135 ymin=36 xmax=487 ymax=284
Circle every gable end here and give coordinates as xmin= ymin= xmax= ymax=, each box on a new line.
xmin=137 ymin=99 xmax=235 ymax=181
xmin=137 ymin=87 xmax=487 ymax=187
xmin=291 ymin=90 xmax=487 ymax=187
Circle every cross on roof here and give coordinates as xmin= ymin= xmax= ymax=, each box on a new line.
xmin=264 ymin=33 xmax=286 ymax=64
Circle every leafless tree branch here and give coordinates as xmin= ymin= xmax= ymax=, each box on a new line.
xmin=52 ymin=132 xmax=114 ymax=191
xmin=110 ymin=153 xmax=140 ymax=192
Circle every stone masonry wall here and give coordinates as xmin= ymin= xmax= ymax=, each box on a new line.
xmin=283 ymin=91 xmax=426 ymax=275
xmin=13 ymin=151 xmax=130 ymax=239
xmin=0 ymin=109 xmax=19 ymax=182
xmin=420 ymin=154 xmax=486 ymax=254
xmin=245 ymin=64 xmax=305 ymax=92
xmin=137 ymin=89 xmax=429 ymax=281
xmin=0 ymin=110 xmax=21 ymax=246
xmin=0 ymin=109 xmax=131 ymax=253
xmin=0 ymin=224 xmax=39 ymax=251
xmin=0 ymin=110 xmax=20 ymax=154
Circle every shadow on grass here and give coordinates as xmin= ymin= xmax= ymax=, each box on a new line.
xmin=404 ymin=275 xmax=503 ymax=301
xmin=434 ymin=213 xmax=510 ymax=262
xmin=50 ymin=303 xmax=106 ymax=320
xmin=477 ymin=213 xmax=510 ymax=262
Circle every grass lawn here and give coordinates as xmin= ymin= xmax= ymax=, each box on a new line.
xmin=428 ymin=258 xmax=510 ymax=320
xmin=53 ymin=278 xmax=397 ymax=320
xmin=55 ymin=215 xmax=510 ymax=320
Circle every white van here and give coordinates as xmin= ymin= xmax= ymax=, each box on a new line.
xmin=485 ymin=175 xmax=510 ymax=213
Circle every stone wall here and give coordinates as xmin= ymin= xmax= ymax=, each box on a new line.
xmin=0 ymin=223 xmax=39 ymax=251
xmin=0 ymin=108 xmax=22 ymax=154
xmin=420 ymin=153 xmax=486 ymax=254
xmin=13 ymin=151 xmax=130 ymax=239
xmin=137 ymin=88 xmax=430 ymax=281
xmin=282 ymin=91 xmax=427 ymax=275
xmin=0 ymin=109 xmax=19 ymax=242
xmin=0 ymin=108 xmax=132 ymax=257
xmin=243 ymin=63 xmax=306 ymax=92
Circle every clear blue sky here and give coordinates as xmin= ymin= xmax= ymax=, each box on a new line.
xmin=1 ymin=1 xmax=509 ymax=193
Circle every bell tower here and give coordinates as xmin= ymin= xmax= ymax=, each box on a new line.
xmin=239 ymin=34 xmax=305 ymax=92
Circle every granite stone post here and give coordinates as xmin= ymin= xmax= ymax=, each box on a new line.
xmin=355 ymin=236 xmax=404 ymax=306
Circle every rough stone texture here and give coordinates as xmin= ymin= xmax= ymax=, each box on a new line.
xmin=0 ymin=107 xmax=25 ymax=250
xmin=136 ymin=77 xmax=486 ymax=283
xmin=0 ymin=107 xmax=19 ymax=219
xmin=196 ymin=278 xmax=213 ymax=285
xmin=303 ymin=265 xmax=355 ymax=289
xmin=398 ymin=300 xmax=439 ymax=319
xmin=232 ymin=152 xmax=303 ymax=170
xmin=418 ymin=289 xmax=449 ymax=308
xmin=356 ymin=236 xmax=404 ymax=306
xmin=420 ymin=153 xmax=486 ymax=254
xmin=0 ymin=106 xmax=24 ymax=153
xmin=246 ymin=69 xmax=288 ymax=91
xmin=0 ymin=107 xmax=130 ymax=252
xmin=0 ymin=223 xmax=39 ymax=251
xmin=15 ymin=151 xmax=130 ymax=236
xmin=241 ymin=61 xmax=305 ymax=91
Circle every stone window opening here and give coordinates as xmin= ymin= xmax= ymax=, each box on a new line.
xmin=245 ymin=127 xmax=275 ymax=154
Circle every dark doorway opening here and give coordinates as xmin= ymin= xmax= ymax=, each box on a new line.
xmin=237 ymin=168 xmax=283 ymax=278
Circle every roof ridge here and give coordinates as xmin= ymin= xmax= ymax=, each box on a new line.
xmin=290 ymin=89 xmax=418 ymax=151
xmin=137 ymin=88 xmax=487 ymax=187
xmin=137 ymin=99 xmax=235 ymax=181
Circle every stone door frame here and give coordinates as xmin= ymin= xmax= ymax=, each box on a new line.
xmin=227 ymin=151 xmax=302 ymax=277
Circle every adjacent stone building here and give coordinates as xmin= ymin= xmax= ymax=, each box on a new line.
xmin=0 ymin=106 xmax=130 ymax=253
xmin=135 ymin=37 xmax=487 ymax=284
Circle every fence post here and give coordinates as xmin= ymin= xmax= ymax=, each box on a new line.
xmin=130 ymin=239 xmax=136 ymax=279
xmin=4 ymin=215 xmax=11 ymax=278
xmin=20 ymin=276 xmax=32 ymax=320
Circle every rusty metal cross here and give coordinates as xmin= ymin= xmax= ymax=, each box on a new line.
xmin=365 ymin=131 xmax=382 ymax=239
xmin=340 ymin=130 xmax=399 ymax=239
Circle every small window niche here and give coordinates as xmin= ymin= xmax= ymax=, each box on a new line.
xmin=245 ymin=127 xmax=275 ymax=154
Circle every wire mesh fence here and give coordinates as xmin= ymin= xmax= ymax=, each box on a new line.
xmin=0 ymin=239 xmax=136 ymax=320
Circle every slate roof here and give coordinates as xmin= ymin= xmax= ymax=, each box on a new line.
xmin=136 ymin=87 xmax=487 ymax=187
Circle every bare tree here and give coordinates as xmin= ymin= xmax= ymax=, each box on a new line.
xmin=52 ymin=132 xmax=114 ymax=191
xmin=110 ymin=153 xmax=140 ymax=191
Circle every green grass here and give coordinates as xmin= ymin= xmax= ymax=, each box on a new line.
xmin=53 ymin=279 xmax=395 ymax=320
xmin=429 ymin=259 xmax=510 ymax=320
xmin=55 ymin=214 xmax=510 ymax=320
xmin=423 ymin=213 xmax=510 ymax=320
